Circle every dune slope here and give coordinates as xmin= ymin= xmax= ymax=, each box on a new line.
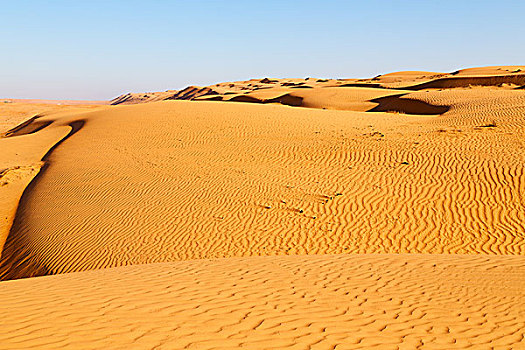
xmin=0 ymin=254 xmax=524 ymax=349
xmin=0 ymin=102 xmax=106 ymax=253
xmin=0 ymin=89 xmax=523 ymax=279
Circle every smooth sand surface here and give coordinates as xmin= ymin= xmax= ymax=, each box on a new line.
xmin=0 ymin=67 xmax=524 ymax=348
xmin=1 ymin=254 xmax=524 ymax=349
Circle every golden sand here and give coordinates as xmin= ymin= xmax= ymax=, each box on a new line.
xmin=0 ymin=67 xmax=523 ymax=348
xmin=1 ymin=254 xmax=523 ymax=349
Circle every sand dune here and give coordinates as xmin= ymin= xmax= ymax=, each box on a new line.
xmin=110 ymin=65 xmax=525 ymax=112
xmin=1 ymin=66 xmax=524 ymax=348
xmin=452 ymin=66 xmax=525 ymax=75
xmin=0 ymin=254 xmax=523 ymax=349
xmin=1 ymin=85 xmax=524 ymax=279
xmin=0 ymin=99 xmax=104 ymax=135
xmin=0 ymin=101 xmax=106 ymax=253
xmin=109 ymin=90 xmax=179 ymax=105
xmin=365 ymin=66 xmax=525 ymax=87
xmin=403 ymin=74 xmax=525 ymax=90
xmin=0 ymin=126 xmax=70 ymax=251
xmin=368 ymin=94 xmax=450 ymax=115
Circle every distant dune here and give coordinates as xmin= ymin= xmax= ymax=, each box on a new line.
xmin=110 ymin=65 xmax=525 ymax=110
xmin=0 ymin=66 xmax=524 ymax=349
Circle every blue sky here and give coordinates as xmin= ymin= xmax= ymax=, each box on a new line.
xmin=1 ymin=0 xmax=523 ymax=100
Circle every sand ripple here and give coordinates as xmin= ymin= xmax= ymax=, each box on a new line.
xmin=0 ymin=254 xmax=523 ymax=349
xmin=0 ymin=94 xmax=523 ymax=279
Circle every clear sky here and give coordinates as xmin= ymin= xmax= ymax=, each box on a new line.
xmin=1 ymin=0 xmax=524 ymax=100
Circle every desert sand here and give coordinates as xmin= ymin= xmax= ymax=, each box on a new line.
xmin=0 ymin=101 xmax=106 ymax=254
xmin=1 ymin=254 xmax=524 ymax=349
xmin=0 ymin=66 xmax=523 ymax=349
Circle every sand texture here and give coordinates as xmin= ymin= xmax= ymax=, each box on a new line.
xmin=0 ymin=67 xmax=524 ymax=349
xmin=0 ymin=102 xmax=105 ymax=252
xmin=1 ymin=254 xmax=524 ymax=350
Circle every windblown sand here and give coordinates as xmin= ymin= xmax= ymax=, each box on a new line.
xmin=0 ymin=101 xmax=105 ymax=253
xmin=1 ymin=254 xmax=524 ymax=349
xmin=0 ymin=67 xmax=523 ymax=349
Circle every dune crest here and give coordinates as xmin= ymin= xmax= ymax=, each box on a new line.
xmin=0 ymin=102 xmax=106 ymax=254
xmin=0 ymin=123 xmax=72 ymax=253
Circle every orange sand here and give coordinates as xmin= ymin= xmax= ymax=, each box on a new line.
xmin=0 ymin=67 xmax=523 ymax=349
xmin=0 ymin=101 xmax=106 ymax=252
xmin=1 ymin=254 xmax=524 ymax=349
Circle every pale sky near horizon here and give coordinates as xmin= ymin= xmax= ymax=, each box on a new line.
xmin=1 ymin=0 xmax=524 ymax=100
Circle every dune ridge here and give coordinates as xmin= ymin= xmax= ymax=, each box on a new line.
xmin=402 ymin=74 xmax=525 ymax=90
xmin=0 ymin=119 xmax=73 ymax=253
xmin=0 ymin=102 xmax=106 ymax=254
